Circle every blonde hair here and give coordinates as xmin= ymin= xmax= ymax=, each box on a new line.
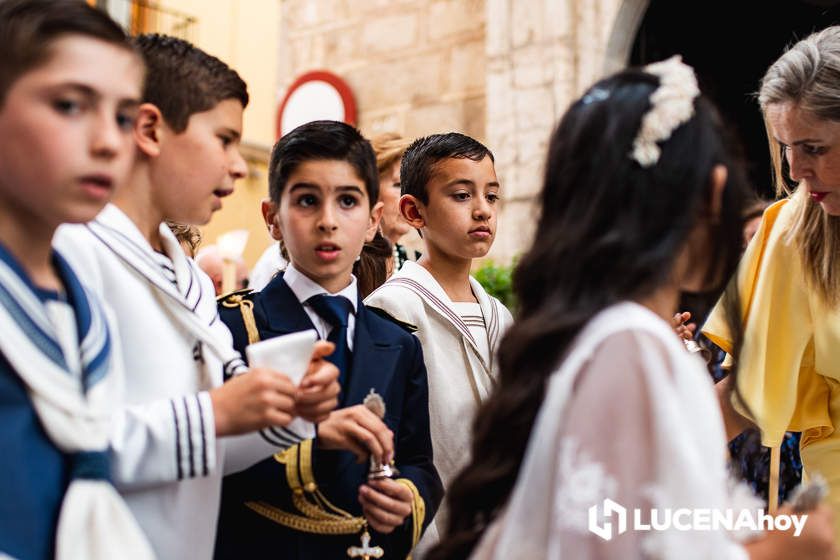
xmin=166 ymin=220 xmax=202 ymax=258
xmin=370 ymin=132 xmax=410 ymax=176
xmin=759 ymin=26 xmax=840 ymax=306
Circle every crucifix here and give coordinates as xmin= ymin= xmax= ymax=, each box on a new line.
xmin=347 ymin=530 xmax=383 ymax=559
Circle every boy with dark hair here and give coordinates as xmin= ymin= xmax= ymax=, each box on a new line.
xmin=53 ymin=35 xmax=339 ymax=559
xmin=366 ymin=132 xmax=513 ymax=555
xmin=0 ymin=1 xmax=153 ymax=558
xmin=217 ymin=120 xmax=442 ymax=559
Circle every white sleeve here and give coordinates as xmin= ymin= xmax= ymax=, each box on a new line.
xmin=222 ymin=418 xmax=315 ymax=475
xmin=109 ymin=391 xmax=218 ymax=488
xmin=55 ymin=226 xmax=222 ymax=487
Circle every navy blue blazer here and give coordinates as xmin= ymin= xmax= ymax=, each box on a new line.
xmin=0 ymin=351 xmax=68 ymax=560
xmin=215 ymin=273 xmax=442 ymax=559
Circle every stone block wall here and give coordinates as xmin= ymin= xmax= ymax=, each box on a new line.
xmin=485 ymin=0 xmax=635 ymax=262
xmin=278 ymin=0 xmax=649 ymax=264
xmin=279 ymin=0 xmax=487 ymax=141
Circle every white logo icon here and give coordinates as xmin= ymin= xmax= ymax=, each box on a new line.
xmin=588 ymin=498 xmax=628 ymax=541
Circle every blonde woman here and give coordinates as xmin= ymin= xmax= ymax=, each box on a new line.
xmin=704 ymin=25 xmax=840 ymax=542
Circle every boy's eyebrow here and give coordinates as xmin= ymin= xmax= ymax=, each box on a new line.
xmin=443 ymin=178 xmax=501 ymax=188
xmin=50 ymin=82 xmax=142 ymax=107
xmin=335 ymin=185 xmax=365 ymax=195
xmin=288 ymin=182 xmax=320 ymax=193
xmin=50 ymin=82 xmax=99 ymax=99
xmin=288 ymin=183 xmax=365 ymax=195
xmin=220 ymin=127 xmax=241 ymax=140
xmin=118 ymin=98 xmax=142 ymax=109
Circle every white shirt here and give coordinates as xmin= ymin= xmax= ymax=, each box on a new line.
xmin=283 ymin=263 xmax=358 ymax=351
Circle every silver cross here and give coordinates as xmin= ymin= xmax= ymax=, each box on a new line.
xmin=347 ymin=530 xmax=384 ymax=559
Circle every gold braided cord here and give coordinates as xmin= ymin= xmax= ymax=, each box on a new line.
xmin=239 ymin=299 xmax=261 ymax=344
xmin=219 ymin=292 xmax=261 ymax=345
xmin=252 ymin=439 xmax=368 ymax=535
xmin=395 ymin=478 xmax=425 ymax=556
xmin=245 ymin=501 xmax=365 ymax=535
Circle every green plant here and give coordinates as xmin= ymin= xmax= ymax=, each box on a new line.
xmin=473 ymin=259 xmax=517 ymax=311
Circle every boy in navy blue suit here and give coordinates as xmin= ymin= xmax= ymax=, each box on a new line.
xmin=216 ymin=120 xmax=442 ymax=559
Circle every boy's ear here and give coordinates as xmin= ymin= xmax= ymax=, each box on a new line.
xmin=366 ymin=201 xmax=385 ymax=243
xmin=399 ymin=194 xmax=425 ymax=229
xmin=134 ymin=102 xmax=164 ymax=158
xmin=261 ymin=198 xmax=283 ymax=241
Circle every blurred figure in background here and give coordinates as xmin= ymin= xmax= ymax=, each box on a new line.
xmin=196 ymin=244 xmax=248 ymax=295
xmin=371 ymin=132 xmax=418 ymax=271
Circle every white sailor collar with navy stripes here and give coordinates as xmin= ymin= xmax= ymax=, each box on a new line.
xmin=383 ymin=260 xmax=501 ymax=374
xmin=85 ymin=204 xmax=246 ymax=379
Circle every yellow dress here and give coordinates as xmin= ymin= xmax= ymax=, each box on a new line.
xmin=704 ymin=194 xmax=840 ymax=540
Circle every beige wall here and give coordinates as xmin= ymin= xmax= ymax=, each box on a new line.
xmin=279 ymin=0 xmax=487 ymax=142
xmin=486 ymin=0 xmax=644 ymax=263
xmin=154 ymin=0 xmax=279 ymax=267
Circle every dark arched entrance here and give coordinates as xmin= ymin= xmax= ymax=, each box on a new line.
xmin=631 ymin=0 xmax=840 ymax=197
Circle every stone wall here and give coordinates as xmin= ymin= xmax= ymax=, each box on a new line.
xmin=279 ymin=0 xmax=487 ymax=141
xmin=278 ymin=0 xmax=649 ymax=264
xmin=485 ymin=0 xmax=646 ymax=262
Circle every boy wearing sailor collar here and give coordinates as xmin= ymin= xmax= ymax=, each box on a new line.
xmin=52 ymin=35 xmax=339 ymax=559
xmin=365 ymin=132 xmax=514 ymax=556
xmin=0 ymin=2 xmax=153 ymax=559
xmin=215 ymin=120 xmax=442 ymax=560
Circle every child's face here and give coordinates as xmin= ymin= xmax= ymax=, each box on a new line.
xmin=152 ymin=99 xmax=247 ymax=225
xmin=408 ymin=155 xmax=499 ymax=262
xmin=0 ymin=36 xmax=142 ymax=230
xmin=264 ymin=159 xmax=382 ymax=294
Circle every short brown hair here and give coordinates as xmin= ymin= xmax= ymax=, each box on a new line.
xmin=371 ymin=132 xmax=410 ymax=176
xmin=132 ymin=33 xmax=248 ymax=132
xmin=0 ymin=0 xmax=137 ymax=106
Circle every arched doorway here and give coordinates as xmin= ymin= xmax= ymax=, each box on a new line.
xmin=630 ymin=0 xmax=840 ymax=197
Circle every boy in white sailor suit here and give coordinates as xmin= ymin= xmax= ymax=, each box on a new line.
xmin=53 ymin=35 xmax=339 ymax=559
xmin=0 ymin=2 xmax=153 ymax=559
xmin=365 ymin=133 xmax=513 ymax=556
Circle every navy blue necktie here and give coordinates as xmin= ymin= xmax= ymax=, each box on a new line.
xmin=307 ymin=294 xmax=354 ymax=386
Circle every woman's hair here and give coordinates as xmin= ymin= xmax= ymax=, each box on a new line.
xmin=429 ymin=67 xmax=750 ymax=559
xmin=166 ymin=220 xmax=202 ymax=258
xmin=371 ymin=132 xmax=410 ymax=177
xmin=759 ymin=26 xmax=840 ymax=306
xmin=352 ymin=133 xmax=409 ymax=293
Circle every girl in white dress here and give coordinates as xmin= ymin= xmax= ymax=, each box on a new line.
xmin=427 ymin=58 xmax=835 ymax=559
